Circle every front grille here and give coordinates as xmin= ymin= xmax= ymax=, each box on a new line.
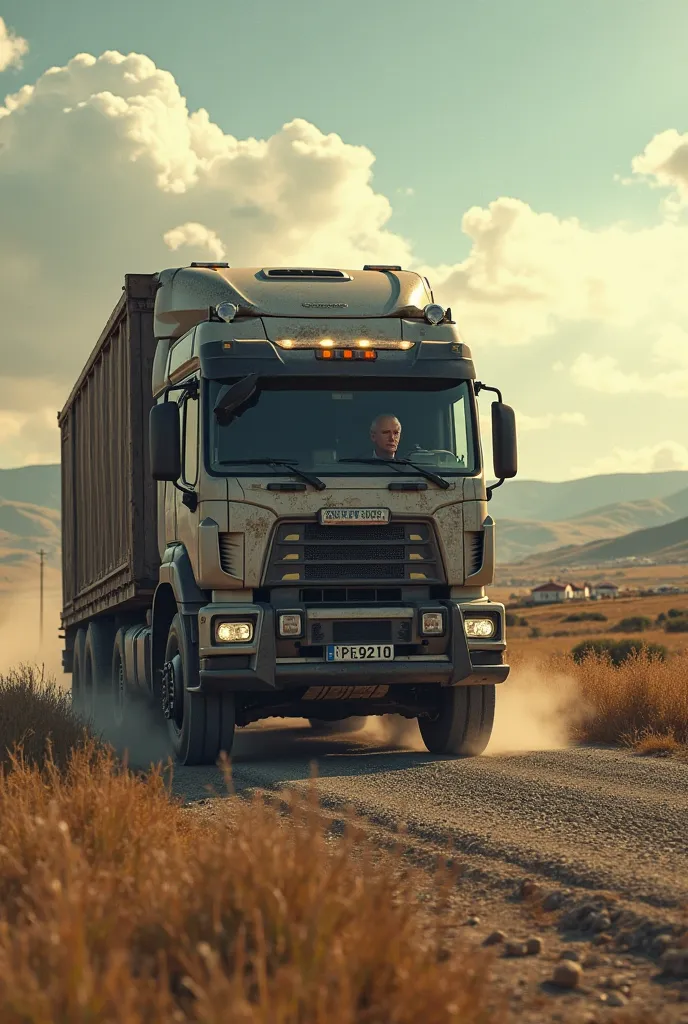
xmin=264 ymin=519 xmax=444 ymax=587
xmin=333 ymin=621 xmax=392 ymax=644
xmin=300 ymin=587 xmax=403 ymax=603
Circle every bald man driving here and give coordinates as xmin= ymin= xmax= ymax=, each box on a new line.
xmin=370 ymin=414 xmax=401 ymax=460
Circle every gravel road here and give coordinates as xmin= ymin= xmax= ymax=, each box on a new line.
xmin=171 ymin=717 xmax=688 ymax=915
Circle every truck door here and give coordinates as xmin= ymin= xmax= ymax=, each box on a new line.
xmin=175 ymin=376 xmax=200 ymax=576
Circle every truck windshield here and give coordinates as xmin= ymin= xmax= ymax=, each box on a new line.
xmin=208 ymin=378 xmax=478 ymax=476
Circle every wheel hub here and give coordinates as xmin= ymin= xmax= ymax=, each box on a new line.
xmin=161 ymin=654 xmax=182 ymax=721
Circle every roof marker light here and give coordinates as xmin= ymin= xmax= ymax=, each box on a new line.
xmin=320 ymin=338 xmax=334 ymax=348
xmin=215 ymin=301 xmax=238 ymax=323
xmin=357 ymin=339 xmax=370 ymax=347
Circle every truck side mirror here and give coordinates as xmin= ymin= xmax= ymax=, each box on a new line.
xmin=491 ymin=402 xmax=517 ymax=480
xmin=149 ymin=402 xmax=181 ymax=481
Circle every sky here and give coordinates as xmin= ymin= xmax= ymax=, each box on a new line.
xmin=0 ymin=0 xmax=687 ymax=481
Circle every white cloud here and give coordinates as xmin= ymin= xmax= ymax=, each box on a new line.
xmin=421 ymin=199 xmax=688 ymax=347
xmin=570 ymin=324 xmax=688 ymax=398
xmin=163 ymin=222 xmax=226 ymax=261
xmin=631 ymin=129 xmax=688 ymax=207
xmin=572 ymin=441 xmax=688 ymax=478
xmin=0 ymin=17 xmax=27 ymax=72
xmin=0 ymin=45 xmax=686 ymax=476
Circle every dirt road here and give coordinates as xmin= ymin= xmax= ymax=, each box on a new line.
xmin=170 ymin=719 xmax=688 ymax=1021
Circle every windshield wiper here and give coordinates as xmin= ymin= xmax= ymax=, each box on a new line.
xmin=217 ymin=458 xmax=327 ymax=491
xmin=338 ymin=458 xmax=450 ymax=490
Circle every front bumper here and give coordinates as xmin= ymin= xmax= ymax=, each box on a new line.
xmin=190 ymin=601 xmax=509 ymax=695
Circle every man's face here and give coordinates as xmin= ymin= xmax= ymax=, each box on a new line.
xmin=371 ymin=417 xmax=401 ymax=458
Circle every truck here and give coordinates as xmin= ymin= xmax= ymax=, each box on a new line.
xmin=59 ymin=263 xmax=518 ymax=765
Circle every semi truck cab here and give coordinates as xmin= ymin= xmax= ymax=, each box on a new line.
xmin=63 ymin=264 xmax=517 ymax=766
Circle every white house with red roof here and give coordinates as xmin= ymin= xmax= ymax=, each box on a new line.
xmin=530 ymin=581 xmax=574 ymax=604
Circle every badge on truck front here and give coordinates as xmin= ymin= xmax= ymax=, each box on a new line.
xmin=319 ymin=507 xmax=390 ymax=525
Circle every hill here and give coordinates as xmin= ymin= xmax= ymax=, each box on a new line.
xmin=489 ymin=470 xmax=688 ymax=521
xmin=512 ymin=515 xmax=688 ymax=570
xmin=0 ymin=465 xmax=60 ymax=511
xmin=497 ymin=487 xmax=688 ymax=563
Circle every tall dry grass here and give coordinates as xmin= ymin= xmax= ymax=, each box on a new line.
xmin=0 ymin=667 xmax=496 ymax=1023
xmin=524 ymin=650 xmax=688 ymax=750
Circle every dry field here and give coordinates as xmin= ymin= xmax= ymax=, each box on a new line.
xmin=0 ymin=666 xmax=498 ymax=1023
xmin=501 ymin=592 xmax=688 ymax=660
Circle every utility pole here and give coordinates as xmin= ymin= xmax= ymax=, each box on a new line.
xmin=38 ymin=549 xmax=45 ymax=649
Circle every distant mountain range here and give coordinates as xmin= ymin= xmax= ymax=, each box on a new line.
xmin=496 ymin=487 xmax=688 ymax=563
xmin=510 ymin=514 xmax=688 ymax=571
xmin=1 ymin=463 xmax=688 ymax=571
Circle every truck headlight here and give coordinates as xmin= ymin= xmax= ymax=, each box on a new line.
xmin=215 ymin=620 xmax=253 ymax=643
xmin=278 ymin=612 xmax=303 ymax=637
xmin=421 ymin=611 xmax=445 ymax=635
xmin=464 ymin=617 xmax=496 ymax=639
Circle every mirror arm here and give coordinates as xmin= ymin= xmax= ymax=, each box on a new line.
xmin=485 ymin=478 xmax=505 ymax=501
xmin=474 ymin=381 xmax=503 ymax=403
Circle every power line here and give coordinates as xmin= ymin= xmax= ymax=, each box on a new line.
xmin=38 ymin=549 xmax=45 ymax=649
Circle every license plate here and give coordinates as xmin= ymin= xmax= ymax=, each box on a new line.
xmin=326 ymin=644 xmax=394 ymax=662
xmin=319 ymin=507 xmax=390 ymax=525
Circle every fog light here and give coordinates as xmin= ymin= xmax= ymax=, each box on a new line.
xmin=278 ymin=613 xmax=303 ymax=637
xmin=464 ymin=617 xmax=496 ymax=638
xmin=421 ymin=611 xmax=444 ymax=635
xmin=215 ymin=621 xmax=253 ymax=643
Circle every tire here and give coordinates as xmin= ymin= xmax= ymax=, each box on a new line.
xmin=111 ymin=627 xmax=143 ymax=734
xmin=308 ymin=717 xmax=366 ymax=734
xmin=418 ymin=685 xmax=495 ymax=756
xmin=163 ymin=612 xmax=235 ymax=766
xmin=71 ymin=628 xmax=87 ymax=716
xmin=83 ymin=620 xmax=116 ymax=728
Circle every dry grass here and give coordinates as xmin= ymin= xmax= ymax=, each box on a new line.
xmin=0 ymin=663 xmax=93 ymax=772
xmin=0 ymin=666 xmax=496 ymax=1024
xmin=511 ymin=648 xmax=688 ymax=753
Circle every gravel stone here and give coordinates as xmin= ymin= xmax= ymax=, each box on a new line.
xmin=484 ymin=930 xmax=506 ymax=947
xmin=552 ymin=961 xmax=582 ymax=990
xmin=542 ymin=891 xmax=564 ymax=911
xmin=526 ymin=937 xmax=543 ymax=956
xmin=660 ymin=949 xmax=688 ymax=979
xmin=560 ymin=949 xmax=582 ymax=963
xmin=466 ymin=916 xmax=480 ymax=926
xmin=505 ymin=941 xmax=529 ymax=958
xmin=600 ymin=992 xmax=628 ymax=1008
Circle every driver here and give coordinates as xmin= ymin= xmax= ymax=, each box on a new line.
xmin=370 ymin=414 xmax=401 ymax=460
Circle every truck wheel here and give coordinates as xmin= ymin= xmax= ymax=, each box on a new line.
xmin=111 ymin=628 xmax=142 ymax=733
xmin=163 ymin=613 xmax=235 ymax=766
xmin=418 ymin=685 xmax=495 ymax=756
xmin=71 ymin=628 xmax=87 ymax=716
xmin=308 ymin=717 xmax=366 ymax=734
xmin=83 ymin=620 xmax=116 ymax=727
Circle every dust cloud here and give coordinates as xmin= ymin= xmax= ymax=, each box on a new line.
xmin=0 ymin=581 xmax=64 ymax=684
xmin=361 ymin=714 xmax=426 ymax=751
xmin=486 ymin=662 xmax=588 ymax=755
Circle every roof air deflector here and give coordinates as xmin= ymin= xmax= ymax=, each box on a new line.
xmin=262 ymin=268 xmax=351 ymax=280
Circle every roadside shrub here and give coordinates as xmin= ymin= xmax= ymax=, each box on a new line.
xmin=612 ymin=616 xmax=652 ymax=633
xmin=506 ymin=613 xmax=528 ymax=627
xmin=529 ymin=626 xmax=541 ymax=638
xmin=0 ymin=664 xmax=93 ymax=772
xmin=667 ymin=607 xmax=687 ymax=618
xmin=664 ymin=617 xmax=688 ymax=633
xmin=571 ymin=638 xmax=668 ymax=667
xmin=656 ymin=612 xmax=667 ymax=624
xmin=552 ymin=630 xmax=570 ymax=637
xmin=562 ymin=612 xmax=607 ymax=623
